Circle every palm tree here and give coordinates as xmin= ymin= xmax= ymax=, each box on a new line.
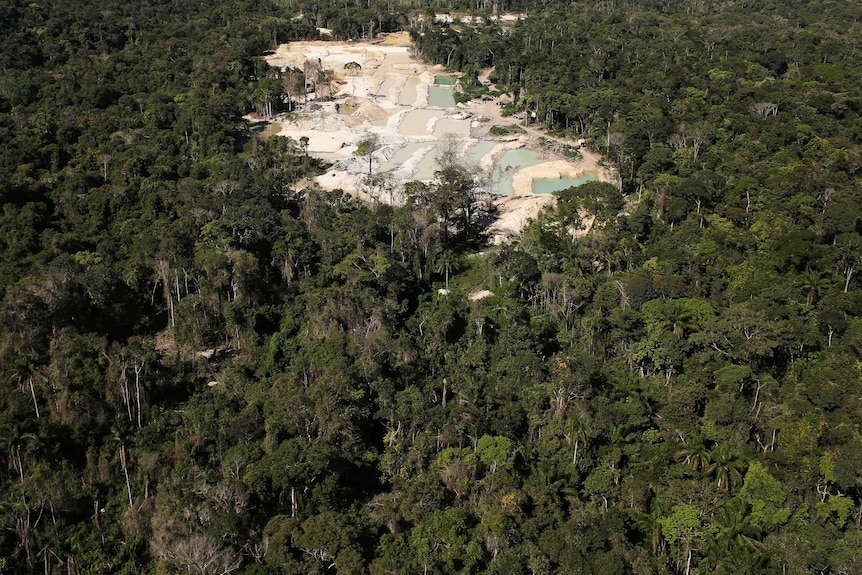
xmin=610 ymin=422 xmax=638 ymax=445
xmin=633 ymin=499 xmax=667 ymax=556
xmin=3 ymin=423 xmax=40 ymax=482
xmin=656 ymin=299 xmax=701 ymax=340
xmin=797 ymin=268 xmax=832 ymax=306
xmin=675 ymin=440 xmax=711 ymax=473
xmin=706 ymin=499 xmax=766 ymax=574
xmin=705 ymin=443 xmax=746 ymax=492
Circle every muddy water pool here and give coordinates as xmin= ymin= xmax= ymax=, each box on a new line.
xmin=433 ymin=118 xmax=471 ymax=137
xmin=428 ymin=86 xmax=456 ymax=107
xmin=398 ymin=110 xmax=441 ymax=136
xmin=398 ymin=76 xmax=420 ymax=106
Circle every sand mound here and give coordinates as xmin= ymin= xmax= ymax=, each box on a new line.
xmin=353 ymin=102 xmax=389 ymax=123
xmin=285 ymin=109 xmax=344 ymax=132
xmin=489 ymin=195 xmax=556 ymax=243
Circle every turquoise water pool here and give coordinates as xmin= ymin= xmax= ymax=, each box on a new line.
xmin=462 ymin=141 xmax=498 ymax=166
xmin=378 ymin=142 xmax=446 ymax=181
xmin=428 ymin=86 xmax=456 ymax=108
xmin=490 ymin=149 xmax=543 ymax=196
xmin=379 ymin=143 xmax=433 ymax=173
xmin=379 ymin=141 xmax=596 ymax=195
xmin=434 ymin=76 xmax=456 ymax=85
xmin=414 ymin=143 xmax=445 ymax=180
xmin=532 ymin=172 xmax=599 ymax=194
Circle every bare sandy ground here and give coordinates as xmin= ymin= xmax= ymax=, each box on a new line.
xmin=489 ymin=195 xmax=557 ymax=240
xmin=260 ymin=32 xmax=614 ymax=242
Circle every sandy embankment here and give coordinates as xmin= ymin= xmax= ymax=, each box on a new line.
xmin=489 ymin=195 xmax=557 ymax=239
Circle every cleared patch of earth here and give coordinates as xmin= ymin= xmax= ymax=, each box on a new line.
xmin=259 ymin=31 xmax=614 ymax=242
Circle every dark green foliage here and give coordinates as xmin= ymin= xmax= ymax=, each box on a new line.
xmin=2 ymin=0 xmax=862 ymax=574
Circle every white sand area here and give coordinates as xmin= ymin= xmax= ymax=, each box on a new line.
xmin=262 ymin=32 xmax=615 ymax=240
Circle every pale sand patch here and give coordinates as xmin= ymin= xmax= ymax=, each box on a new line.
xmin=489 ymin=195 xmax=556 ymax=243
xmin=413 ymin=76 xmax=431 ymax=107
xmin=273 ymin=110 xmax=362 ymax=156
xmin=384 ymin=52 xmax=412 ymax=64
xmin=350 ymin=102 xmax=389 ymax=125
xmin=317 ymin=170 xmax=361 ymax=191
xmin=265 ymin=36 xmax=412 ymax=72
xmin=379 ymin=32 xmax=411 ymax=45
xmin=279 ymin=128 xmax=358 ymax=155
xmin=338 ymin=76 xmax=368 ymax=100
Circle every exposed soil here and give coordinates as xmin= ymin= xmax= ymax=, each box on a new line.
xmin=259 ymin=31 xmax=615 ymax=242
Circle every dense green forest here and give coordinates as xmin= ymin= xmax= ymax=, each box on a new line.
xmin=2 ymin=0 xmax=862 ymax=573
